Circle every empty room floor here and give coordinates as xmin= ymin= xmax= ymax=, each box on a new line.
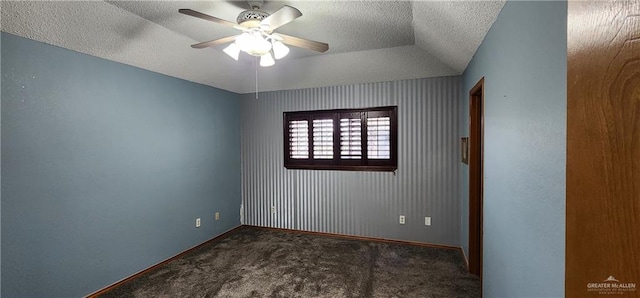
xmin=99 ymin=227 xmax=480 ymax=297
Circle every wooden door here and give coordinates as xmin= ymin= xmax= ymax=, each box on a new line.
xmin=566 ymin=1 xmax=639 ymax=297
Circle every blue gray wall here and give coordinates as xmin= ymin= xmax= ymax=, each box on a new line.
xmin=0 ymin=32 xmax=3 ymax=296
xmin=1 ymin=33 xmax=242 ymax=297
xmin=460 ymin=1 xmax=566 ymax=297
xmin=241 ymin=77 xmax=462 ymax=246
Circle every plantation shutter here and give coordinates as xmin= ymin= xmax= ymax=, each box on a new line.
xmin=283 ymin=106 xmax=396 ymax=171
xmin=288 ymin=119 xmax=309 ymax=159
xmin=366 ymin=111 xmax=392 ymax=160
xmin=339 ymin=112 xmax=362 ymax=160
xmin=312 ymin=117 xmax=334 ymax=159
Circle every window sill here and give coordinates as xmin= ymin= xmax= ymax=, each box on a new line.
xmin=284 ymin=164 xmax=397 ymax=172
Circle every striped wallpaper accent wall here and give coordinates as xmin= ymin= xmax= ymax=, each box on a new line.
xmin=240 ymin=76 xmax=461 ymax=246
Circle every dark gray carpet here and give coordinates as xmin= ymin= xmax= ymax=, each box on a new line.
xmin=101 ymin=227 xmax=480 ymax=297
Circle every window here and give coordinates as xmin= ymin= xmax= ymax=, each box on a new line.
xmin=284 ymin=106 xmax=397 ymax=171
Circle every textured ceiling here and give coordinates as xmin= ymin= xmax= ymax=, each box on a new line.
xmin=1 ymin=1 xmax=505 ymax=94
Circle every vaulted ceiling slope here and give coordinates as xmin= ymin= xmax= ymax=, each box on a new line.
xmin=1 ymin=1 xmax=505 ymax=94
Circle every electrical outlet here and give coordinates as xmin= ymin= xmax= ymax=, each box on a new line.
xmin=399 ymin=215 xmax=406 ymax=225
xmin=271 ymin=206 xmax=276 ymax=214
xmin=196 ymin=218 xmax=201 ymax=228
xmin=425 ymin=216 xmax=431 ymax=226
xmin=215 ymin=212 xmax=220 ymax=221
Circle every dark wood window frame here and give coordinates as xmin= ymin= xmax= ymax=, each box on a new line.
xmin=283 ymin=106 xmax=398 ymax=171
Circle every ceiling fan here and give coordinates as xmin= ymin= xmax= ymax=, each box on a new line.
xmin=179 ymin=1 xmax=329 ymax=67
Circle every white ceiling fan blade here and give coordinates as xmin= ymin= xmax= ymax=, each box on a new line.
xmin=179 ymin=9 xmax=237 ymax=28
xmin=191 ymin=35 xmax=239 ymax=49
xmin=275 ymin=33 xmax=329 ymax=53
xmin=260 ymin=5 xmax=302 ymax=31
xmin=233 ymin=25 xmax=250 ymax=32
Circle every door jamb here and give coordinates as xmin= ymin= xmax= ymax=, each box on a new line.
xmin=468 ymin=77 xmax=484 ymax=281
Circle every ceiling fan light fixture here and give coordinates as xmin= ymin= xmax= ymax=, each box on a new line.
xmin=223 ymin=43 xmax=240 ymax=60
xmin=236 ymin=31 xmax=272 ymax=56
xmin=260 ymin=52 xmax=275 ymax=67
xmin=272 ymin=41 xmax=290 ymax=60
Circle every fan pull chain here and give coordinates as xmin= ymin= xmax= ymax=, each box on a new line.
xmin=255 ymin=57 xmax=259 ymax=99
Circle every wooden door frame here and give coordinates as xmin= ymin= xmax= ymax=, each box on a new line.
xmin=469 ymin=77 xmax=484 ymax=279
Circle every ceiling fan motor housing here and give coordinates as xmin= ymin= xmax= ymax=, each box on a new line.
xmin=237 ymin=10 xmax=270 ymax=28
